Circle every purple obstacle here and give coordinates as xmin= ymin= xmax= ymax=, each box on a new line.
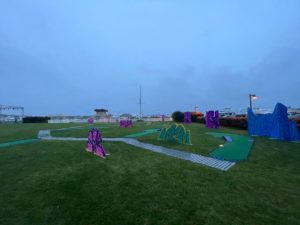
xmin=205 ymin=111 xmax=220 ymax=129
xmin=86 ymin=128 xmax=106 ymax=157
xmin=120 ymin=120 xmax=132 ymax=128
xmin=184 ymin=112 xmax=191 ymax=124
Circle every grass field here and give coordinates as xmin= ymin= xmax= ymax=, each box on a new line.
xmin=0 ymin=122 xmax=300 ymax=225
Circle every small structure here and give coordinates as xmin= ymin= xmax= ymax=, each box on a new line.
xmin=94 ymin=109 xmax=112 ymax=121
xmin=0 ymin=105 xmax=24 ymax=123
xmin=219 ymin=108 xmax=235 ymax=118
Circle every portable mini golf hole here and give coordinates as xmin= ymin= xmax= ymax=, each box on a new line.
xmin=206 ymin=132 xmax=254 ymax=162
xmin=0 ymin=139 xmax=41 ymax=149
xmin=124 ymin=129 xmax=160 ymax=138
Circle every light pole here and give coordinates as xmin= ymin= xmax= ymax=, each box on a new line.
xmin=249 ymin=94 xmax=257 ymax=109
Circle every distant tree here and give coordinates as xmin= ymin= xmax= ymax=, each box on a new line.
xmin=23 ymin=116 xmax=50 ymax=123
xmin=172 ymin=111 xmax=184 ymax=122
xmin=191 ymin=112 xmax=204 ymax=122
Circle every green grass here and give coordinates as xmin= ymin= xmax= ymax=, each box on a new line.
xmin=50 ymin=122 xmax=244 ymax=156
xmin=51 ymin=122 xmax=165 ymax=139
xmin=0 ymin=122 xmax=300 ymax=225
xmin=0 ymin=123 xmax=80 ymax=143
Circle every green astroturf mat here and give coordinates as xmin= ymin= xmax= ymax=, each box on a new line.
xmin=0 ymin=139 xmax=41 ymax=149
xmin=125 ymin=129 xmax=160 ymax=138
xmin=205 ymin=132 xmax=254 ymax=162
xmin=54 ymin=126 xmax=109 ymax=131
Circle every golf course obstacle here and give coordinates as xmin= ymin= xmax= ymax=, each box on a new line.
xmin=125 ymin=129 xmax=160 ymax=138
xmin=120 ymin=120 xmax=126 ymax=127
xmin=120 ymin=120 xmax=132 ymax=128
xmin=206 ymin=110 xmax=220 ymax=129
xmin=184 ymin=112 xmax=191 ymax=124
xmin=86 ymin=128 xmax=107 ymax=158
xmin=248 ymin=103 xmax=300 ymax=142
xmin=159 ymin=124 xmax=191 ymax=145
xmin=127 ymin=120 xmax=132 ymax=128
xmin=206 ymin=132 xmax=254 ymax=161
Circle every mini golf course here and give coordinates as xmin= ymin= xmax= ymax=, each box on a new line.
xmin=1 ymin=122 xmax=300 ymax=225
xmin=38 ymin=129 xmax=236 ymax=171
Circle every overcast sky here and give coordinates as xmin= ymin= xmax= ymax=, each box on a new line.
xmin=1 ymin=0 xmax=300 ymax=116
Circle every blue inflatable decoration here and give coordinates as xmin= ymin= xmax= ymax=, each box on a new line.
xmin=248 ymin=103 xmax=300 ymax=142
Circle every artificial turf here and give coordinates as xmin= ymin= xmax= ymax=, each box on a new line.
xmin=205 ymin=132 xmax=254 ymax=161
xmin=124 ymin=129 xmax=160 ymax=138
xmin=0 ymin=122 xmax=300 ymax=225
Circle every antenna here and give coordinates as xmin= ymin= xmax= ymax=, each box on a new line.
xmin=139 ymin=86 xmax=142 ymax=119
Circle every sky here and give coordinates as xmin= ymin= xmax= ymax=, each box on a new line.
xmin=0 ymin=0 xmax=300 ymax=116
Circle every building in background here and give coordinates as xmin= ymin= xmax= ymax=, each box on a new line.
xmin=94 ymin=109 xmax=112 ymax=121
xmin=219 ymin=108 xmax=236 ymax=118
xmin=287 ymin=107 xmax=300 ymax=118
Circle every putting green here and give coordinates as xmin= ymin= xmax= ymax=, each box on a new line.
xmin=125 ymin=129 xmax=160 ymax=138
xmin=54 ymin=126 xmax=109 ymax=131
xmin=205 ymin=132 xmax=254 ymax=162
xmin=0 ymin=139 xmax=40 ymax=149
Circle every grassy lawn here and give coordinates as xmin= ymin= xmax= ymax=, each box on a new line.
xmin=0 ymin=122 xmax=300 ymax=225
xmin=51 ymin=122 xmax=248 ymax=156
xmin=0 ymin=123 xmax=80 ymax=143
xmin=51 ymin=122 xmax=166 ymax=139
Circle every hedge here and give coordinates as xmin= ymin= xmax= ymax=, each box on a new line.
xmin=23 ymin=116 xmax=50 ymax=123
xmin=195 ymin=116 xmax=300 ymax=132
xmin=291 ymin=118 xmax=300 ymax=132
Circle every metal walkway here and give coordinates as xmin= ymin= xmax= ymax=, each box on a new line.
xmin=38 ymin=130 xmax=236 ymax=171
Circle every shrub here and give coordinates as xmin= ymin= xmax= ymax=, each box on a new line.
xmin=194 ymin=116 xmax=300 ymax=132
xmin=23 ymin=116 xmax=50 ymax=123
xmin=219 ymin=117 xmax=248 ymax=130
xmin=196 ymin=116 xmax=206 ymax=123
xmin=191 ymin=114 xmax=198 ymax=122
xmin=191 ymin=112 xmax=204 ymax=122
xmin=289 ymin=118 xmax=300 ymax=132
xmin=172 ymin=111 xmax=184 ymax=122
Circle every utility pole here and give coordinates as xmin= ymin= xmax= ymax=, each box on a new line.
xmin=139 ymin=86 xmax=142 ymax=119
